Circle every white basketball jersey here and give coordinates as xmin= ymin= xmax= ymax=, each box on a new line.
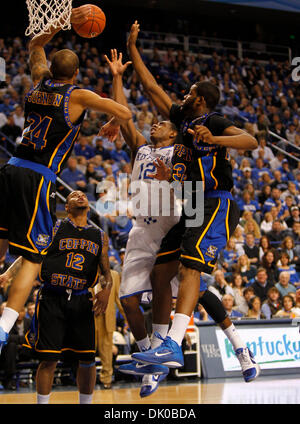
xmin=131 ymin=144 xmax=174 ymax=183
xmin=130 ymin=144 xmax=179 ymax=219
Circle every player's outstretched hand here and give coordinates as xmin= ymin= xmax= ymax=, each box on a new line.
xmin=98 ymin=118 xmax=120 ymax=142
xmin=92 ymin=288 xmax=111 ymax=316
xmin=70 ymin=5 xmax=92 ymax=24
xmin=148 ymin=158 xmax=171 ymax=181
xmin=104 ymin=49 xmax=132 ymax=77
xmin=188 ymin=125 xmax=215 ymax=144
xmin=127 ymin=20 xmax=140 ymax=47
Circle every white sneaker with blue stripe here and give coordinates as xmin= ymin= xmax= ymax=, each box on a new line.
xmin=119 ymin=360 xmax=169 ymax=376
xmin=235 ymin=347 xmax=260 ymax=382
xmin=140 ymin=373 xmax=168 ymax=398
xmin=132 ymin=333 xmax=184 ymax=368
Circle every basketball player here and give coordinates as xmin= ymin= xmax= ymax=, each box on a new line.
xmin=101 ymin=49 xmax=181 ymax=397
xmin=0 ymin=5 xmax=131 ymax=351
xmin=1 ymin=190 xmax=111 ymax=404
xmin=126 ymin=21 xmax=260 ymax=382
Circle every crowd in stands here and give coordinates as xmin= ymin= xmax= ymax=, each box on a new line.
xmin=0 ymin=28 xmax=300 ymax=388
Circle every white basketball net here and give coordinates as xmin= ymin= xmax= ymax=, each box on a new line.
xmin=25 ymin=0 xmax=72 ymax=37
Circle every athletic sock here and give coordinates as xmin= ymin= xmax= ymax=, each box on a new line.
xmin=79 ymin=393 xmax=93 ymax=404
xmin=37 ymin=393 xmax=50 ymax=404
xmin=0 ymin=307 xmax=19 ymax=333
xmin=223 ymin=323 xmax=247 ymax=351
xmin=167 ymin=313 xmax=191 ymax=346
xmin=151 ymin=324 xmax=169 ymax=349
xmin=136 ymin=336 xmax=151 ymax=352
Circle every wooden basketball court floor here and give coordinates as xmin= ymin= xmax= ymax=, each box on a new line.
xmin=0 ymin=375 xmax=299 ymax=404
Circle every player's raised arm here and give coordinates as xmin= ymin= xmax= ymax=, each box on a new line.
xmin=29 ymin=5 xmax=91 ymax=86
xmin=103 ymin=49 xmax=146 ymax=154
xmin=127 ymin=21 xmax=172 ymax=119
xmin=93 ymin=232 xmax=113 ymax=315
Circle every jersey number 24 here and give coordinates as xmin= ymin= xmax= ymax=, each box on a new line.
xmin=21 ymin=112 xmax=52 ymax=150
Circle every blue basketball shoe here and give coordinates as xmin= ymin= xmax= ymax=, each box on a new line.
xmin=132 ymin=333 xmax=184 ymax=368
xmin=119 ymin=360 xmax=169 ymax=376
xmin=140 ymin=372 xmax=168 ymax=398
xmin=235 ymin=347 xmax=260 ymax=382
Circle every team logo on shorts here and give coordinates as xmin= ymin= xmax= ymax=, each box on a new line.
xmin=36 ymin=234 xmax=50 ymax=247
xmin=205 ymin=245 xmax=218 ymax=259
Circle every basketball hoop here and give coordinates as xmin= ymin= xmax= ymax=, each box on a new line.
xmin=25 ymin=0 xmax=72 ymax=37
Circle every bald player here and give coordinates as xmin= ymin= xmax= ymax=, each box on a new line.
xmin=0 ymin=5 xmax=132 ymax=350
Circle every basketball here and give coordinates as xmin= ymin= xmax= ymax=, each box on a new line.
xmin=72 ymin=4 xmax=106 ymax=38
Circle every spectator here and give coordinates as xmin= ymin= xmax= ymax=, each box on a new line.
xmin=12 ymin=105 xmax=25 ymax=130
xmin=277 ymin=252 xmax=300 ymax=287
xmin=291 ymin=222 xmax=300 ymax=244
xmin=250 ymin=267 xmax=274 ymax=302
xmin=267 ymin=220 xmax=286 ymax=246
xmin=112 ymin=248 xmax=126 ymax=273
xmin=243 ymin=233 xmax=259 ymax=266
xmin=252 ymin=131 xmax=275 ymax=162
xmin=275 ymin=271 xmax=297 ymax=297
xmin=94 ymin=137 xmax=112 ymax=160
xmin=231 ymin=225 xmax=245 ymax=251
xmin=231 ymin=273 xmax=248 ymax=310
xmin=208 ymin=269 xmax=234 ymax=300
xmin=0 ymin=95 xmax=15 ymax=116
xmin=193 ymin=303 xmax=209 ymax=324
xmin=258 ymin=185 xmax=272 ymax=206
xmin=280 ymin=236 xmax=299 ymax=265
xmin=244 ymin=219 xmax=261 ymax=241
xmin=245 ymin=296 xmax=266 ymax=320
xmin=270 ymin=170 xmax=288 ymax=192
xmin=274 ymin=295 xmax=300 ymax=318
xmin=135 ymin=116 xmax=151 ymax=142
xmin=263 ymin=188 xmax=288 ymax=219
xmin=261 ymin=287 xmax=282 ymax=319
xmin=221 ymin=97 xmax=240 ymax=120
xmin=1 ymin=112 xmax=22 ymax=143
xmin=136 ymin=102 xmax=154 ymax=126
xmin=111 ymin=216 xmax=133 ymax=250
xmin=59 ymin=156 xmax=87 ymax=195
xmin=258 ymin=235 xmax=278 ymax=262
xmin=93 ymin=270 xmax=125 ymax=389
xmin=235 ymin=254 xmax=257 ymax=285
xmin=252 ymin=158 xmax=273 ymax=185
xmin=278 ymin=159 xmax=295 ymax=182
xmin=80 ymin=119 xmax=95 ymax=136
xmin=25 ymin=301 xmax=35 ymax=320
xmin=222 ymin=294 xmax=244 ymax=319
xmin=237 ymin=190 xmax=260 ymax=215
xmin=85 ymin=162 xmax=103 ymax=199
xmin=110 ymin=138 xmax=131 ymax=163
xmin=286 ymin=206 xmax=300 ymax=228
xmin=219 ymin=238 xmax=242 ymax=273
xmin=74 ymin=136 xmax=95 ymax=160
xmin=261 ymin=250 xmax=279 ymax=284
xmin=260 ymin=212 xmax=273 ymax=234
